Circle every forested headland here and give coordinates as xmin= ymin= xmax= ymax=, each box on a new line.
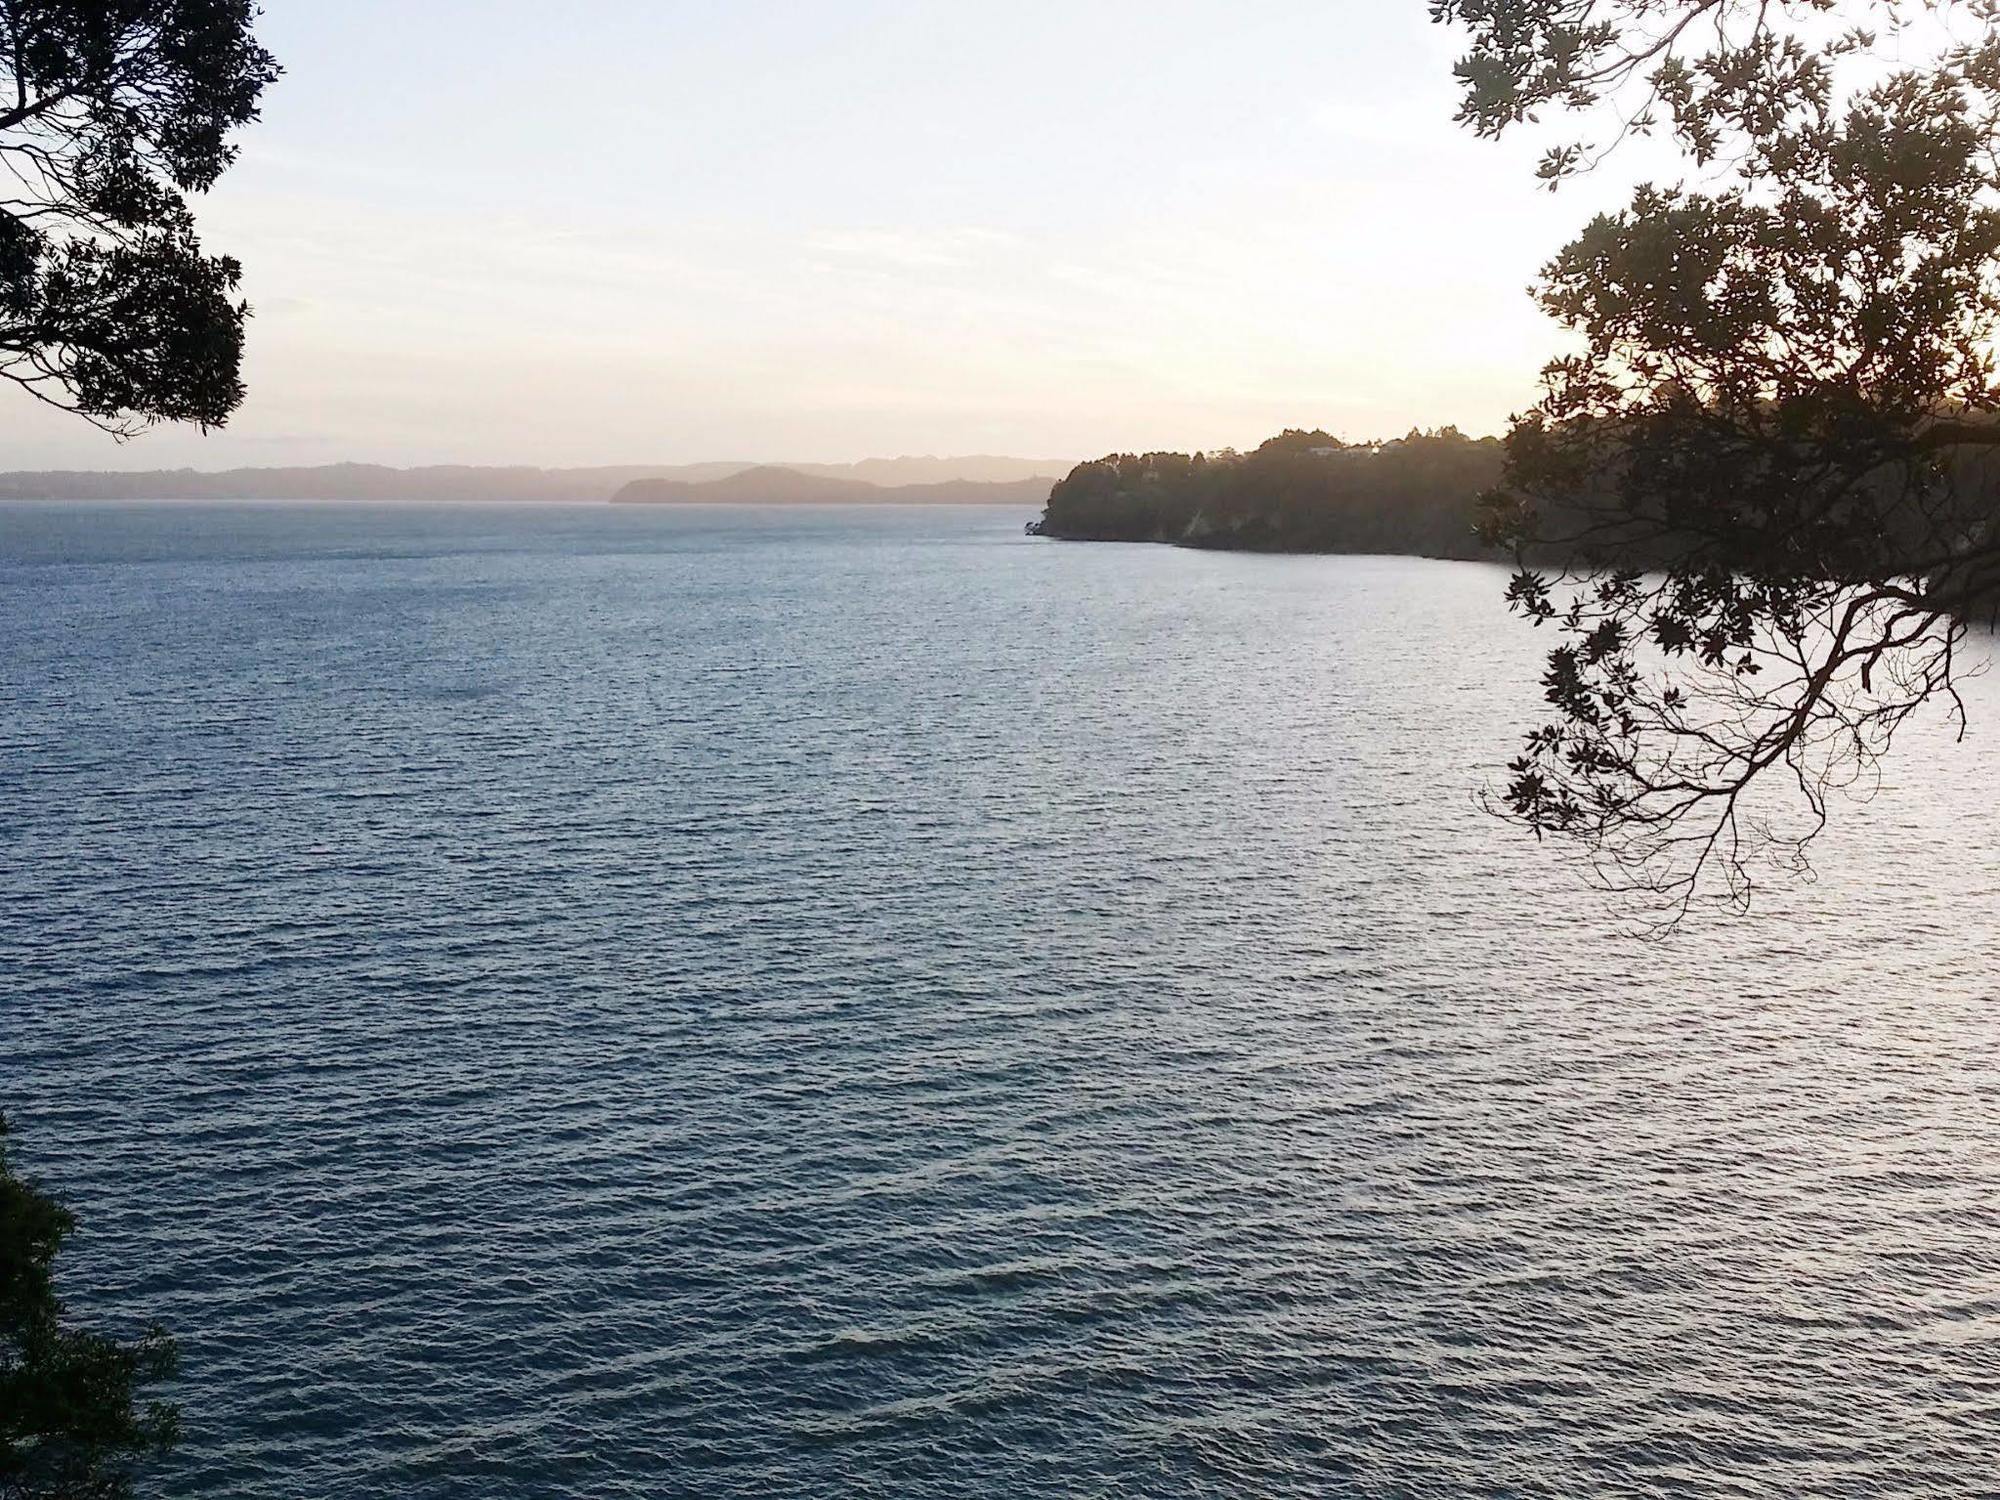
xmin=1030 ymin=428 xmax=1502 ymax=559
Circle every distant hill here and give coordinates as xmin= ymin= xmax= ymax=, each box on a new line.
xmin=618 ymin=465 xmax=880 ymax=504
xmin=0 ymin=456 xmax=1070 ymax=503
xmin=612 ymin=466 xmax=1052 ymax=506
xmin=802 ymin=455 xmax=1068 ymax=486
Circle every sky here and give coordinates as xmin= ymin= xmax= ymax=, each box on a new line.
xmin=5 ymin=1 xmax=1650 ymax=471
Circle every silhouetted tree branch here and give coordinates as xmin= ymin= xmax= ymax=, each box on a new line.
xmin=0 ymin=1 xmax=279 ymax=436
xmin=1436 ymin=0 xmax=2000 ymax=921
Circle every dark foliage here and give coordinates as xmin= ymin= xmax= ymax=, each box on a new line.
xmin=1033 ymin=428 xmax=1504 ymax=558
xmin=1435 ymin=0 xmax=2000 ymax=919
xmin=0 ymin=0 xmax=279 ymax=433
xmin=0 ymin=1115 xmax=178 ymax=1500
xmin=1433 ymin=0 xmax=1921 ymax=182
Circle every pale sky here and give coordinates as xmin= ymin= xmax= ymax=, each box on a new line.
xmin=4 ymin=1 xmax=1644 ymax=471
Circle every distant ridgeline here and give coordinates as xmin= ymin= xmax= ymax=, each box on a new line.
xmin=610 ymin=465 xmax=1052 ymax=506
xmin=0 ymin=456 xmax=1069 ymax=504
xmin=1031 ymin=428 xmax=1503 ymax=558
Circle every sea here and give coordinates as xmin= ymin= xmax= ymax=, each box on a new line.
xmin=3 ymin=501 xmax=1997 ymax=1497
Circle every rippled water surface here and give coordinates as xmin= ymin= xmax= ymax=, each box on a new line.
xmin=4 ymin=502 xmax=2000 ymax=1498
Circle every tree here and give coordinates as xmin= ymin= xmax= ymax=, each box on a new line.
xmin=1432 ymin=0 xmax=2000 ymax=920
xmin=0 ymin=0 xmax=280 ymax=434
xmin=0 ymin=15 xmax=275 ymax=1485
xmin=0 ymin=1115 xmax=179 ymax=1500
xmin=1033 ymin=429 xmax=1505 ymax=552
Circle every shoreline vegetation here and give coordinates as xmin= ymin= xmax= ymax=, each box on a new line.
xmin=1029 ymin=428 xmax=1502 ymax=559
xmin=0 ymin=435 xmax=1509 ymax=553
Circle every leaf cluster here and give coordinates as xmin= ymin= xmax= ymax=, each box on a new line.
xmin=0 ymin=1115 xmax=178 ymax=1500
xmin=1437 ymin=1 xmax=2000 ymax=919
xmin=0 ymin=1 xmax=278 ymax=432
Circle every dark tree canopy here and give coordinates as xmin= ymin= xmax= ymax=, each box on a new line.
xmin=0 ymin=1115 xmax=178 ymax=1500
xmin=1434 ymin=0 xmax=2000 ymax=919
xmin=1033 ymin=428 xmax=1502 ymax=556
xmin=1434 ymin=0 xmax=1951 ymax=180
xmin=0 ymin=0 xmax=279 ymax=433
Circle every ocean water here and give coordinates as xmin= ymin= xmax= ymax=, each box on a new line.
xmin=3 ymin=501 xmax=1998 ymax=1498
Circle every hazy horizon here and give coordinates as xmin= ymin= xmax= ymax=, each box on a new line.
xmin=0 ymin=452 xmax=1084 ymax=477
xmin=0 ymin=1 xmax=1639 ymax=473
